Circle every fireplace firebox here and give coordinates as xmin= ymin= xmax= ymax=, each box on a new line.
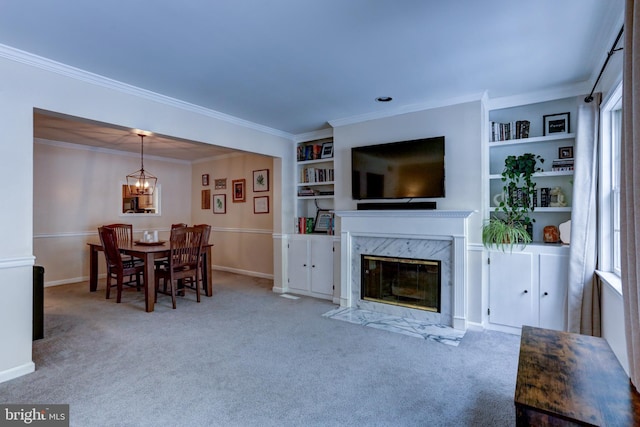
xmin=361 ymin=255 xmax=441 ymax=312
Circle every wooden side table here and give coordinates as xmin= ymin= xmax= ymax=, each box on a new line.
xmin=515 ymin=326 xmax=640 ymax=426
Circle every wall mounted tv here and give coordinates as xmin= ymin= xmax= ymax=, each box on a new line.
xmin=351 ymin=136 xmax=445 ymax=200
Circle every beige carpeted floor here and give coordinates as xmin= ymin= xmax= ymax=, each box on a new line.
xmin=0 ymin=271 xmax=521 ymax=427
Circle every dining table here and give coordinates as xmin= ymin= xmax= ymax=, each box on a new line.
xmin=87 ymin=239 xmax=213 ymax=312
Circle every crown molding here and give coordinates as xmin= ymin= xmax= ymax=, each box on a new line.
xmin=0 ymin=44 xmax=294 ymax=141
xmin=486 ymin=82 xmax=591 ymax=110
xmin=328 ymin=92 xmax=485 ymax=129
xmin=293 ymin=128 xmax=333 ymax=143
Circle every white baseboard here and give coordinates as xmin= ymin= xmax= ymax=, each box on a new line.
xmin=44 ymin=268 xmax=273 ymax=288
xmin=45 ymin=274 xmax=106 ymax=288
xmin=0 ymin=361 xmax=35 ymax=384
xmin=212 ymin=265 xmax=273 ymax=280
xmin=465 ymin=321 xmax=485 ymax=332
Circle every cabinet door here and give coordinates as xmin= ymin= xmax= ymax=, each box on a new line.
xmin=539 ymin=253 xmax=569 ymax=331
xmin=288 ymin=239 xmax=310 ymax=292
xmin=310 ymin=238 xmax=333 ymax=297
xmin=489 ymin=251 xmax=535 ymax=328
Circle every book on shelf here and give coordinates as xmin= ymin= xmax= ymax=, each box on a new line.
xmin=540 ymin=187 xmax=550 ymax=207
xmin=297 ymin=187 xmax=315 ymax=197
xmin=295 ymin=217 xmax=314 ymax=234
xmin=294 ymin=216 xmax=334 ymax=235
xmin=490 ymin=120 xmax=530 ymax=141
xmin=298 ymin=143 xmax=325 ymax=161
xmin=551 ymin=158 xmax=574 ymax=171
xmin=297 ymin=188 xmax=334 ymax=197
xmin=300 ymin=167 xmax=334 ymax=183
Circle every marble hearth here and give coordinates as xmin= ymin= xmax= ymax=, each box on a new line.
xmin=334 ymin=210 xmax=475 ymax=330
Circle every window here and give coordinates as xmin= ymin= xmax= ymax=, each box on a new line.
xmin=120 ymin=183 xmax=161 ymax=216
xmin=599 ymin=83 xmax=622 ymax=277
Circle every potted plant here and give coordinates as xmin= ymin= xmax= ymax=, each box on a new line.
xmin=483 ymin=153 xmax=544 ymax=251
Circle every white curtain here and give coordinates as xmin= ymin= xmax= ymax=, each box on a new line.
xmin=622 ymin=0 xmax=640 ymax=389
xmin=567 ymin=93 xmax=600 ymax=335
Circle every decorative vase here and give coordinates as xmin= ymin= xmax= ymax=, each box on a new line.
xmin=543 ymin=225 xmax=560 ymax=243
xmin=558 ymin=220 xmax=571 ymax=244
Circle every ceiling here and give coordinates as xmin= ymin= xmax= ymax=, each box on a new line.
xmin=1 ymin=0 xmax=625 ymax=160
xmin=33 ymin=111 xmax=238 ymax=162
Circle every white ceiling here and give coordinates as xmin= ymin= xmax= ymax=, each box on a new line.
xmin=1 ymin=0 xmax=625 ymax=160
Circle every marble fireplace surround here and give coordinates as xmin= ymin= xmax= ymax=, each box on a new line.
xmin=335 ymin=210 xmax=475 ymax=330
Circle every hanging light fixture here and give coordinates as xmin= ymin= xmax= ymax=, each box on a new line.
xmin=126 ymin=133 xmax=157 ymax=196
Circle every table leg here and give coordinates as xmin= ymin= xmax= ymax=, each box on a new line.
xmin=143 ymin=253 xmax=156 ymax=312
xmin=89 ymin=245 xmax=99 ymax=292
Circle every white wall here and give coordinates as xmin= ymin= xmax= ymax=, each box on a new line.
xmin=0 ymin=52 xmax=293 ymax=383
xmin=332 ymin=101 xmax=485 ymax=324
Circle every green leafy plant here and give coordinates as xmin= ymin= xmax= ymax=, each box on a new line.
xmin=483 ymin=153 xmax=544 ymax=251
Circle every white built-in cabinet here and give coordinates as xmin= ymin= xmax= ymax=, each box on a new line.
xmin=486 ymin=95 xmax=578 ymax=333
xmin=488 ymin=245 xmax=569 ymax=333
xmin=287 ymin=132 xmax=338 ymax=302
xmin=287 ymin=235 xmax=334 ymax=300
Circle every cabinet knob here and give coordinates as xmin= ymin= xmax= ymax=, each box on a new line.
xmin=303 ymin=264 xmax=307 ymax=267
xmin=312 ymin=265 xmax=316 ymax=268
xmin=543 ymin=292 xmax=549 ymax=296
xmin=523 ymin=290 xmax=528 ymax=294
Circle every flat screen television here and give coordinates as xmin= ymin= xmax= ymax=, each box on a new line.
xmin=351 ymin=136 xmax=445 ymax=200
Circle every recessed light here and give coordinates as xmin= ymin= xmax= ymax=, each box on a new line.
xmin=375 ymin=96 xmax=393 ymax=103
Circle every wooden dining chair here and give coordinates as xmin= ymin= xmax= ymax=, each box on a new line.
xmin=104 ymin=223 xmax=142 ymax=289
xmin=154 ymin=223 xmax=189 ymax=274
xmin=155 ymin=226 xmax=205 ymax=309
xmin=187 ymin=224 xmax=211 ymax=296
xmin=98 ymin=226 xmax=145 ymax=302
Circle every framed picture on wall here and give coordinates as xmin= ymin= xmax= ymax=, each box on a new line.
xmin=201 ymin=189 xmax=211 ymax=210
xmin=214 ymin=178 xmax=227 ymax=190
xmin=543 ymin=112 xmax=570 ymax=136
xmin=202 ymin=174 xmax=209 ymax=186
xmin=232 ymin=179 xmax=246 ymax=202
xmin=253 ymin=169 xmax=269 ymax=192
xmin=213 ymin=194 xmax=226 ymax=214
xmin=253 ymin=196 xmax=269 ymax=214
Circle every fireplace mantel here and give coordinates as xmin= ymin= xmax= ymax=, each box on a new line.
xmin=334 ymin=210 xmax=475 ymax=330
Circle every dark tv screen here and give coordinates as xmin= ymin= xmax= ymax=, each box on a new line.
xmin=351 ymin=136 xmax=445 ymax=200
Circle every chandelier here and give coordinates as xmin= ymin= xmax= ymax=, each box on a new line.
xmin=126 ymin=133 xmax=157 ymax=196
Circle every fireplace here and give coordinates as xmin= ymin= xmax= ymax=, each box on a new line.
xmin=361 ymin=255 xmax=440 ymax=312
xmin=334 ymin=209 xmax=475 ymax=330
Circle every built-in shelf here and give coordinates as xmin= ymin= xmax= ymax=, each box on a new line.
xmin=489 ymin=170 xmax=574 ymax=180
xmin=488 ymin=133 xmax=576 ymax=147
xmin=488 ymin=206 xmax=572 ymax=213
xmin=297 ymin=181 xmax=335 ymax=187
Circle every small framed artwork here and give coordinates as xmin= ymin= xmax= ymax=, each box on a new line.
xmin=321 ymin=142 xmax=334 ymax=159
xmin=213 ymin=194 xmax=226 ymax=214
xmin=253 ymin=169 xmax=269 ymax=192
xmin=201 ymin=189 xmax=211 ymax=210
xmin=313 ymin=209 xmax=333 ymax=233
xmin=253 ymin=196 xmax=269 ymax=214
xmin=202 ymin=174 xmax=209 ymax=186
xmin=232 ymin=179 xmax=246 ymax=202
xmin=543 ymin=112 xmax=570 ymax=136
xmin=214 ymin=178 xmax=227 ymax=190
xmin=559 ymin=146 xmax=574 ymax=159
